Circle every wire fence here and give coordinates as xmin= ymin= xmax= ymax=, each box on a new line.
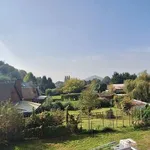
xmin=70 ymin=109 xmax=143 ymax=130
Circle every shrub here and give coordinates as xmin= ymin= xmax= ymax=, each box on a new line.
xmin=0 ymin=102 xmax=24 ymax=144
xmin=61 ymin=93 xmax=80 ymax=101
xmin=105 ymin=109 xmax=115 ymax=119
xmin=25 ymin=110 xmax=64 ymax=129
xmin=43 ymin=126 xmax=71 ymax=138
xmin=113 ymin=95 xmax=124 ymax=108
xmin=63 ymin=102 xmax=75 ymax=110
xmin=24 ymin=125 xmax=71 ymax=139
xmin=41 ymin=98 xmax=64 ymax=111
xmin=133 ymin=105 xmax=150 ymax=128
xmin=45 ymin=89 xmax=60 ymax=96
xmin=101 ymin=127 xmax=116 ymax=133
xmin=121 ymin=96 xmax=133 ymax=114
xmin=67 ymin=114 xmax=81 ymax=133
xmin=97 ymin=99 xmax=112 ymax=108
xmin=55 ymin=102 xmax=64 ymax=110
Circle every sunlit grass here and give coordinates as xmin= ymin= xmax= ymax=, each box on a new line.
xmin=12 ymin=128 xmax=150 ymax=150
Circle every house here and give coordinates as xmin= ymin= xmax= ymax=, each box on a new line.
xmin=132 ymin=99 xmax=148 ymax=109
xmin=111 ymin=84 xmax=125 ymax=94
xmin=22 ymin=83 xmax=47 ymax=103
xmin=0 ymin=80 xmax=42 ymax=114
xmin=0 ymin=80 xmax=22 ymax=103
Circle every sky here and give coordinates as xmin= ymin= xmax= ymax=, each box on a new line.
xmin=0 ymin=0 xmax=150 ymax=82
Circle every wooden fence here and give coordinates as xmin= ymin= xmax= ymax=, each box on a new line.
xmin=71 ymin=109 xmax=143 ymax=130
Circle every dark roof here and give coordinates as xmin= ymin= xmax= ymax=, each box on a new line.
xmin=0 ymin=81 xmax=15 ymax=101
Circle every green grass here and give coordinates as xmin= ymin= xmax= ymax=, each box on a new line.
xmin=68 ymin=108 xmax=133 ymax=130
xmin=52 ymin=95 xmax=62 ymax=100
xmin=9 ymin=128 xmax=150 ymax=150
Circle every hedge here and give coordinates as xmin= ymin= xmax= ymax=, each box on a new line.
xmin=61 ymin=93 xmax=80 ymax=101
xmin=23 ymin=125 xmax=71 ymax=139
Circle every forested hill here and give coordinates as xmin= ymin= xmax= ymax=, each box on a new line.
xmin=0 ymin=61 xmax=56 ymax=93
xmin=0 ymin=61 xmax=27 ymax=81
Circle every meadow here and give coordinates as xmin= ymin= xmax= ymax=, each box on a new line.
xmin=7 ymin=128 xmax=150 ymax=150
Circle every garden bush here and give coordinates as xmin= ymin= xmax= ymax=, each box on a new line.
xmin=24 ymin=125 xmax=71 ymax=139
xmin=25 ymin=110 xmax=64 ymax=129
xmin=96 ymin=99 xmax=112 ymax=108
xmin=105 ymin=109 xmax=115 ymax=119
xmin=0 ymin=102 xmax=24 ymax=144
xmin=63 ymin=102 xmax=75 ymax=110
xmin=61 ymin=93 xmax=80 ymax=101
xmin=43 ymin=125 xmax=71 ymax=138
xmin=101 ymin=127 xmax=116 ymax=133
xmin=41 ymin=97 xmax=65 ymax=111
xmin=133 ymin=105 xmax=150 ymax=128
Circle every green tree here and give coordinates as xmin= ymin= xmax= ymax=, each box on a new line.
xmin=36 ymin=77 xmax=42 ymax=85
xmin=121 ymin=96 xmax=133 ymax=114
xmin=0 ymin=102 xmax=24 ymax=143
xmin=23 ymin=72 xmax=37 ymax=84
xmin=62 ymin=78 xmax=85 ymax=93
xmin=124 ymin=71 xmax=150 ymax=102
xmin=19 ymin=70 xmax=27 ymax=79
xmin=102 ymin=76 xmax=111 ymax=85
xmin=40 ymin=76 xmax=55 ymax=93
xmin=90 ymin=79 xmax=107 ymax=93
xmin=111 ymin=72 xmax=137 ymax=84
xmin=47 ymin=77 xmax=55 ymax=89
xmin=9 ymin=70 xmax=21 ymax=80
xmin=79 ymin=87 xmax=98 ymax=114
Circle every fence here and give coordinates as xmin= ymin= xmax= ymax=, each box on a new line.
xmin=71 ymin=109 xmax=141 ymax=130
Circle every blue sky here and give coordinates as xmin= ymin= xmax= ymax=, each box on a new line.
xmin=0 ymin=0 xmax=150 ymax=81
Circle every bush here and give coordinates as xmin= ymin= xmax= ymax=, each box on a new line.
xmin=133 ymin=105 xmax=150 ymax=128
xmin=45 ymin=89 xmax=61 ymax=96
xmin=43 ymin=126 xmax=71 ymax=138
xmin=121 ymin=96 xmax=133 ymax=114
xmin=0 ymin=102 xmax=24 ymax=144
xmin=63 ymin=102 xmax=75 ymax=110
xmin=105 ymin=109 xmax=115 ymax=119
xmin=101 ymin=127 xmax=116 ymax=133
xmin=25 ymin=110 xmax=64 ymax=129
xmin=61 ymin=93 xmax=80 ymax=101
xmin=24 ymin=125 xmax=71 ymax=139
xmin=96 ymin=99 xmax=112 ymax=108
xmin=41 ymin=98 xmax=65 ymax=111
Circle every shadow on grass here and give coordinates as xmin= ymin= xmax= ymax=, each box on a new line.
xmin=0 ymin=127 xmax=138 ymax=150
xmin=0 ymin=134 xmax=87 ymax=150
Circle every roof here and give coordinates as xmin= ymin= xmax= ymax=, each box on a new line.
xmin=112 ymin=84 xmax=124 ymax=90
xmin=14 ymin=100 xmax=41 ymax=113
xmin=0 ymin=81 xmax=15 ymax=101
xmin=132 ymin=99 xmax=148 ymax=106
xmin=36 ymin=96 xmax=47 ymax=100
xmin=22 ymin=87 xmax=39 ymax=100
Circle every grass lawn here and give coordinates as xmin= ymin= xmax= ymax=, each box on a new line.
xmin=52 ymin=95 xmax=62 ymax=100
xmin=9 ymin=128 xmax=150 ymax=150
xmin=69 ymin=108 xmax=131 ymax=130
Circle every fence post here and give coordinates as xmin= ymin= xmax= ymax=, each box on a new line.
xmin=88 ymin=111 xmax=90 ymax=130
xmin=91 ymin=120 xmax=93 ymax=130
xmin=102 ymin=112 xmax=104 ymax=127
xmin=131 ymin=109 xmax=133 ymax=126
xmin=122 ymin=111 xmax=124 ymax=127
xmin=113 ymin=119 xmax=114 ymax=128
xmin=129 ymin=114 xmax=131 ymax=126
xmin=80 ymin=111 xmax=83 ymax=129
xmin=116 ymin=110 xmax=118 ymax=128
